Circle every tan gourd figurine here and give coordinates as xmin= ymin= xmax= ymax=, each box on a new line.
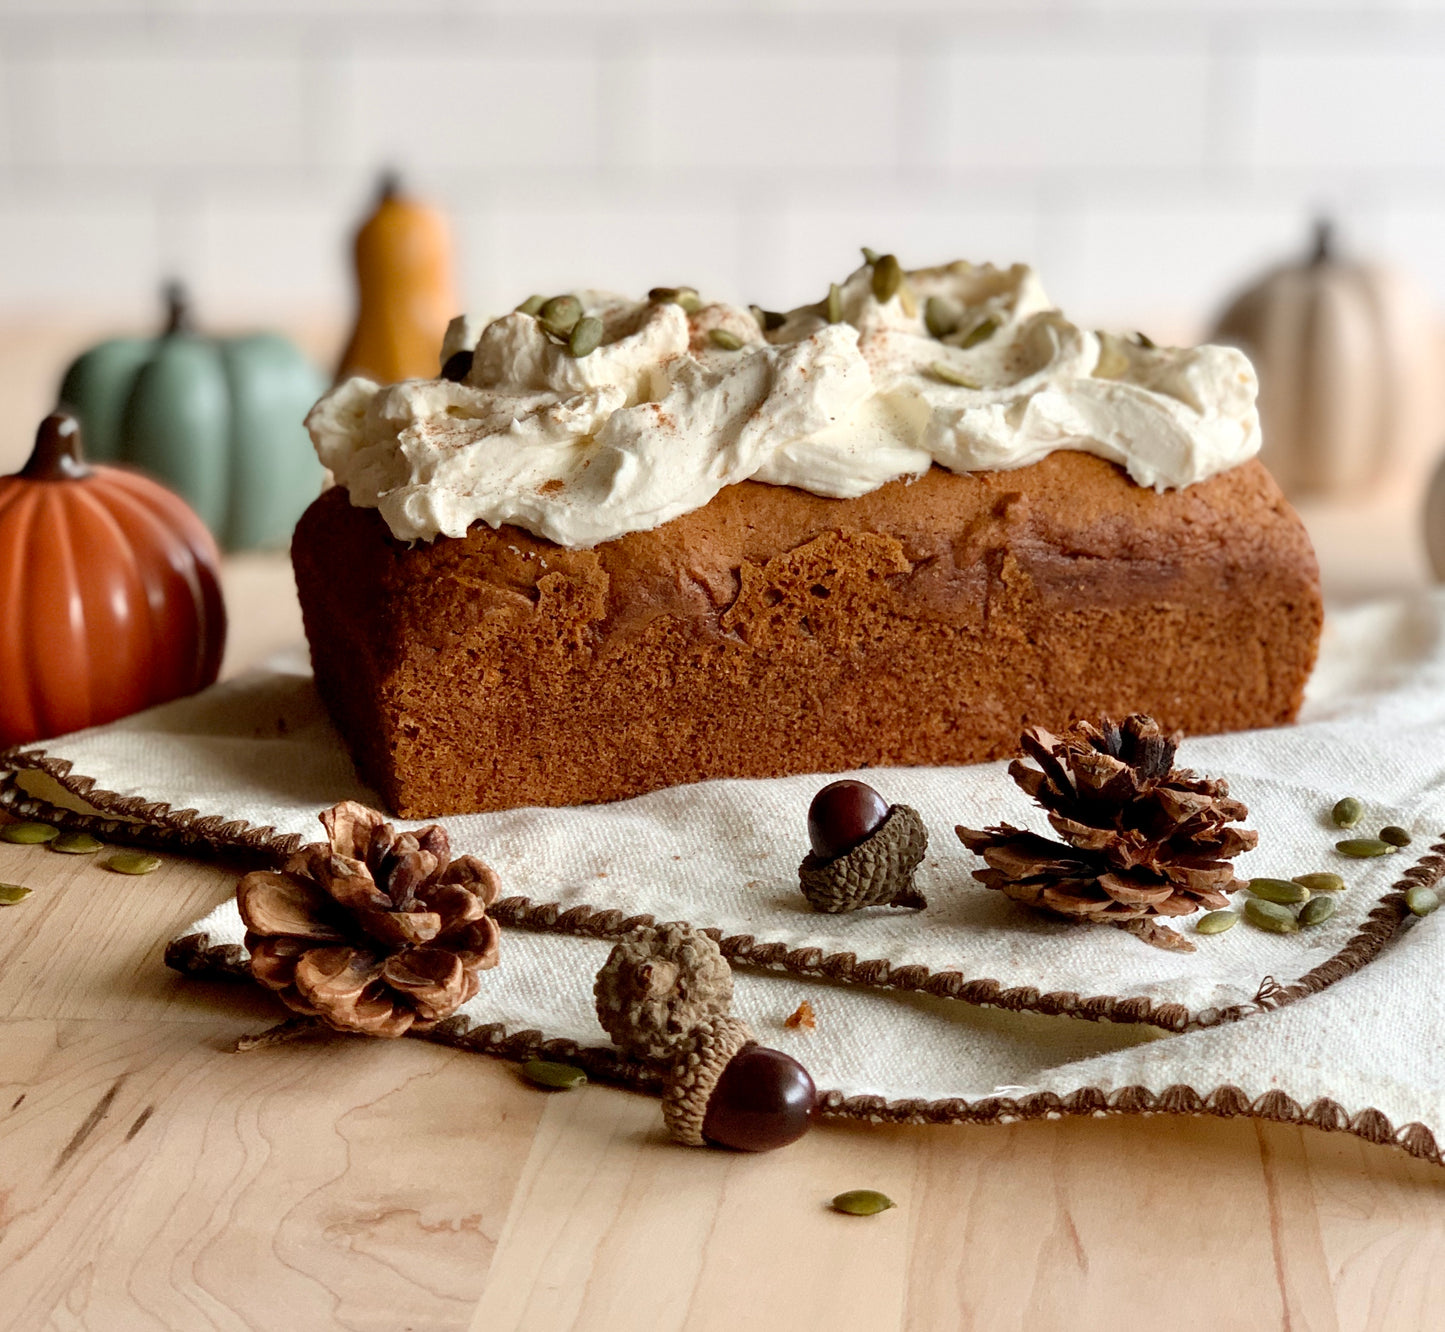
xmin=1210 ymin=220 xmax=1441 ymax=500
xmin=335 ymin=172 xmax=458 ymax=386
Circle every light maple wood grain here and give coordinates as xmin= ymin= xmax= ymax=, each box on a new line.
xmin=4 ymin=813 xmax=1445 ymax=1332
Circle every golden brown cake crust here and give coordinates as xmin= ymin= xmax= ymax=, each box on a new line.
xmin=293 ymin=453 xmax=1323 ymax=817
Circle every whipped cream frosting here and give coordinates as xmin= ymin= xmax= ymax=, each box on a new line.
xmin=307 ymin=260 xmax=1261 ymax=549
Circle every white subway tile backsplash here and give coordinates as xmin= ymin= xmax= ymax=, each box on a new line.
xmin=634 ymin=51 xmax=902 ymax=171
xmin=482 ymin=196 xmax=746 ymax=311
xmin=0 ymin=194 xmax=159 ymax=315
xmin=1245 ymin=48 xmax=1445 ymax=171
xmin=26 ymin=51 xmax=308 ymax=170
xmin=929 ymin=41 xmax=1213 ymax=172
xmin=1 ymin=1 xmax=1445 ymax=325
xmin=334 ymin=51 xmax=602 ymax=173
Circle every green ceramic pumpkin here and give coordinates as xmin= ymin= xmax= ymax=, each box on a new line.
xmin=58 ymin=284 xmax=327 ymax=550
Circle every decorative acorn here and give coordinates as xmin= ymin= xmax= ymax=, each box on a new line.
xmin=798 ymin=780 xmax=928 ymax=912
xmin=594 ymin=922 xmax=816 ymax=1152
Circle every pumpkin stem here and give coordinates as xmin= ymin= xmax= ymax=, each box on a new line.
xmin=162 ymin=280 xmax=193 ymax=336
xmin=376 ymin=169 xmax=401 ymax=205
xmin=1310 ymin=218 xmax=1335 ymax=266
xmin=20 ymin=412 xmax=92 ymax=481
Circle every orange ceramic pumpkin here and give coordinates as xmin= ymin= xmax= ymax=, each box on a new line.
xmin=0 ymin=411 xmax=226 ymax=748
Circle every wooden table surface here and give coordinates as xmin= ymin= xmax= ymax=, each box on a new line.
xmin=3 ymin=324 xmax=1445 ymax=1330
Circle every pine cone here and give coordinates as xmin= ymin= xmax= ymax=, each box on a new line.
xmin=237 ymin=800 xmax=501 ymax=1037
xmin=593 ymin=922 xmax=733 ymax=1064
xmin=956 ymin=716 xmax=1256 ymax=943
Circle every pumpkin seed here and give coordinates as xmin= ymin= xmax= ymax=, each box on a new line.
xmin=930 ymin=361 xmax=980 ymax=390
xmin=1336 ymin=838 xmax=1397 ymax=858
xmin=538 ymin=295 xmax=582 ymax=339
xmin=1 ymin=821 xmax=58 ymax=845
xmin=1134 ymin=330 xmax=1156 ymax=349
xmin=1244 ymin=898 xmax=1299 ymax=934
xmin=871 ymin=254 xmax=903 ymax=303
xmin=568 ymin=315 xmax=604 ymax=358
xmin=1092 ymin=332 xmax=1131 ymax=380
xmin=648 ymin=286 xmax=701 ymax=314
xmin=1331 ymin=796 xmax=1364 ymax=828
xmin=1379 ymin=826 xmax=1412 ymax=847
xmin=1292 ymin=872 xmax=1345 ymax=894
xmin=925 ymin=295 xmax=961 ymax=339
xmin=1195 ymin=910 xmax=1238 ymax=934
xmin=1299 ymin=895 xmax=1337 ymax=927
xmin=708 ymin=328 xmax=744 ymax=351
xmin=521 ymin=1059 xmax=587 ymax=1090
xmin=1248 ymin=877 xmax=1311 ymax=905
xmin=1407 ymin=886 xmax=1441 ymax=917
xmin=749 ymin=304 xmax=768 ymax=330
xmin=756 ymin=307 xmax=786 ymax=331
xmin=958 ymin=317 xmax=999 ymax=350
xmin=826 ymin=282 xmax=844 ymax=325
xmin=515 ymin=294 xmax=547 ymax=316
xmin=0 ymin=883 xmax=32 ymax=905
xmin=860 ymin=246 xmax=881 ymax=264
xmin=106 ymin=851 xmax=162 ymax=876
xmin=898 ymin=283 xmax=918 ymax=318
xmin=51 ymin=831 xmax=103 ymax=855
xmin=831 ymin=1189 xmax=896 ymax=1216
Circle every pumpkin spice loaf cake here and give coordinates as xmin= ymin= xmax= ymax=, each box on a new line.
xmin=296 ymin=257 xmax=1322 ymax=817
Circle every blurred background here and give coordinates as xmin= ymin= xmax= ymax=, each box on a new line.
xmin=4 ymin=0 xmax=1445 ymax=664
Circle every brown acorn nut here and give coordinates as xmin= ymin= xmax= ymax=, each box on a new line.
xmin=799 ymin=781 xmax=928 ymax=913
xmin=593 ymin=921 xmax=733 ymax=1064
xmin=662 ymin=1016 xmax=817 ymax=1151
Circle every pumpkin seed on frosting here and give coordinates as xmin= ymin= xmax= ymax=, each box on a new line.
xmin=826 ymin=282 xmax=844 ymax=325
xmin=930 ymin=361 xmax=980 ymax=389
xmin=1092 ymin=333 xmax=1131 ymax=380
xmin=925 ymin=296 xmax=962 ymax=339
xmin=958 ymin=317 xmax=1000 ymax=350
xmin=568 ymin=315 xmax=604 ymax=358
xmin=648 ymin=286 xmax=701 ymax=314
xmin=860 ymin=246 xmax=881 ymax=265
xmin=870 ymin=254 xmax=903 ymax=303
xmin=514 ymin=294 xmax=546 ymax=316
xmin=708 ymin=328 xmax=744 ymax=351
xmin=538 ymin=295 xmax=583 ymax=339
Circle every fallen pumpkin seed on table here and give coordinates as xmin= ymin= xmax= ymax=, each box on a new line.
xmin=50 ymin=831 xmax=103 ymax=855
xmin=1195 ymin=910 xmax=1238 ymax=935
xmin=0 ymin=883 xmax=33 ymax=905
xmin=830 ymin=1190 xmax=896 ymax=1216
xmin=1 ymin=821 xmax=59 ymax=845
xmin=106 ymin=851 xmax=162 ymax=876
xmin=1406 ymin=886 xmax=1441 ymax=917
xmin=520 ymin=1059 xmax=587 ymax=1091
xmin=1335 ymin=838 xmax=1397 ymax=858
xmin=1331 ymin=796 xmax=1364 ymax=828
xmin=1299 ymin=895 xmax=1337 ymax=927
xmin=1245 ymin=898 xmax=1299 ymax=934
xmin=1248 ymin=877 xmax=1311 ymax=905
xmin=1292 ymin=872 xmax=1345 ymax=894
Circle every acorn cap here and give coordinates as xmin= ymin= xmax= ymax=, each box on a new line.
xmin=797 ymin=803 xmax=928 ymax=912
xmin=593 ymin=921 xmax=733 ymax=1064
xmin=661 ymin=1015 xmax=756 ymax=1147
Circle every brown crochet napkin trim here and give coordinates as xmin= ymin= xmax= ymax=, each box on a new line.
xmin=1 ymin=745 xmax=1432 ymax=1032
xmin=160 ymin=926 xmax=1444 ymax=1170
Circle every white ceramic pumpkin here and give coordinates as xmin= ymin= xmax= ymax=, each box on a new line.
xmin=1209 ymin=221 xmax=1441 ymax=499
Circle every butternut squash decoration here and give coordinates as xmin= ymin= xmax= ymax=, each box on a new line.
xmin=1210 ymin=220 xmax=1441 ymax=499
xmin=335 ymin=173 xmax=458 ymax=385
xmin=0 ymin=412 xmax=226 ymax=748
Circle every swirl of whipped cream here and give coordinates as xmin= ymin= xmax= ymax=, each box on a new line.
xmin=307 ymin=261 xmax=1261 ymax=548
